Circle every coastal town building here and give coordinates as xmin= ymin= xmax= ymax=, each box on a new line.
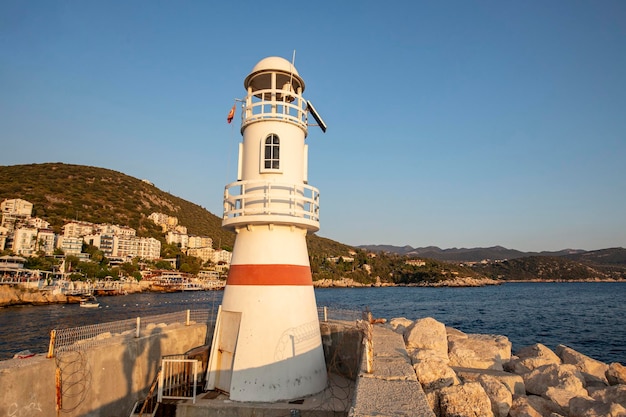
xmin=186 ymin=246 xmax=214 ymax=264
xmin=63 ymin=221 xmax=96 ymax=238
xmin=27 ymin=217 xmax=50 ymax=230
xmin=188 ymin=235 xmax=212 ymax=249
xmin=0 ymin=226 xmax=8 ymax=251
xmin=1 ymin=199 xmax=228 ymax=270
xmin=1 ymin=198 xmax=33 ymax=216
xmin=12 ymin=227 xmax=38 ymax=256
xmin=211 ymin=249 xmax=232 ymax=265
xmin=56 ymin=236 xmax=84 ymax=255
xmin=148 ymin=212 xmax=187 ymax=234
xmin=406 ymin=259 xmax=426 ymax=267
xmin=37 ymin=229 xmax=56 ymax=256
xmin=166 ymin=231 xmax=189 ymax=248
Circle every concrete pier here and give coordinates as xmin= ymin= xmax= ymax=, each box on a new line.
xmin=176 ymin=322 xmax=434 ymax=417
xmin=349 ymin=325 xmax=435 ymax=417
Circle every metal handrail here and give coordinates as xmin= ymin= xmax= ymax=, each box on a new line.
xmin=223 ymin=180 xmax=320 ymax=223
xmin=241 ymin=88 xmax=308 ymax=130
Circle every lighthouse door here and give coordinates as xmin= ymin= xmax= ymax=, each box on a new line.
xmin=205 ymin=308 xmax=241 ymax=393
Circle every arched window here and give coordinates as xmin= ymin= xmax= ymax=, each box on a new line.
xmin=264 ymin=134 xmax=280 ymax=170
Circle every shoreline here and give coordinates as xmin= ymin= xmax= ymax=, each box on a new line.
xmin=2 ymin=277 xmax=626 ymax=308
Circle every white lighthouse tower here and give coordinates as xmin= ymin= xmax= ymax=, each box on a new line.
xmin=206 ymin=56 xmax=327 ymax=402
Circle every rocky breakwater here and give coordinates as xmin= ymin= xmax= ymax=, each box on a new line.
xmin=386 ymin=316 xmax=626 ymax=417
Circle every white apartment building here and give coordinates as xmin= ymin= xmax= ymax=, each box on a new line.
xmin=149 ymin=212 xmax=180 ymax=232
xmin=116 ymin=236 xmax=140 ymax=259
xmin=13 ymin=227 xmax=38 ymax=256
xmin=138 ymin=237 xmax=161 ymax=260
xmin=148 ymin=212 xmax=170 ymax=226
xmin=188 ymin=235 xmax=213 ymax=249
xmin=166 ymin=231 xmax=189 ymax=249
xmin=1 ymin=198 xmax=33 ymax=216
xmin=84 ymin=233 xmax=161 ymax=261
xmin=0 ymin=226 xmax=7 ymax=251
xmin=37 ymin=229 xmax=56 ymax=256
xmin=97 ymin=224 xmax=136 ymax=237
xmin=27 ymin=217 xmax=50 ymax=230
xmin=56 ymin=236 xmax=84 ymax=255
xmin=63 ymin=221 xmax=96 ymax=238
xmin=212 ymin=249 xmax=232 ymax=265
xmin=187 ymin=246 xmax=214 ymax=264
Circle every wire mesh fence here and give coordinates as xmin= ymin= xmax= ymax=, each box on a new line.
xmin=48 ymin=305 xmax=360 ymax=357
xmin=318 ymin=306 xmax=364 ymax=322
xmin=48 ymin=308 xmax=217 ymax=357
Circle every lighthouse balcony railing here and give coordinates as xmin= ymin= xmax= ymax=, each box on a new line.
xmin=223 ymin=180 xmax=319 ymax=230
xmin=241 ymin=88 xmax=308 ymax=131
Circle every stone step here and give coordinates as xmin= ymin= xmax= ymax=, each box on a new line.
xmin=350 ymin=325 xmax=435 ymax=416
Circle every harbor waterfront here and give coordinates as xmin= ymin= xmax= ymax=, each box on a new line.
xmin=0 ymin=282 xmax=624 ymax=365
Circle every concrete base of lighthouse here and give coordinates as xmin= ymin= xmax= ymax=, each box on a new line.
xmin=206 ymin=225 xmax=327 ymax=402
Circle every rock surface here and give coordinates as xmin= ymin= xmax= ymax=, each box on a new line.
xmin=507 ymin=343 xmax=563 ymax=374
xmin=439 ymin=382 xmax=495 ymax=417
xmin=448 ymin=330 xmax=512 ymax=371
xmin=404 ymin=317 xmax=449 ymax=360
xmin=388 ymin=315 xmax=625 ymax=417
xmin=556 ymin=344 xmax=609 ymax=386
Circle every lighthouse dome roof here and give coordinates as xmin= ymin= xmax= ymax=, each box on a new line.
xmin=244 ymin=56 xmax=305 ymax=93
xmin=250 ymin=56 xmax=300 ymax=76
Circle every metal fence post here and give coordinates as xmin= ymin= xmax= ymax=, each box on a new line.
xmin=323 ymin=306 xmax=328 ymax=322
xmin=366 ymin=311 xmax=373 ymax=374
xmin=135 ymin=317 xmax=141 ymax=338
xmin=47 ymin=329 xmax=56 ymax=358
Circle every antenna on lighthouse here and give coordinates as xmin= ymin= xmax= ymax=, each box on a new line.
xmin=306 ymin=100 xmax=327 ymax=133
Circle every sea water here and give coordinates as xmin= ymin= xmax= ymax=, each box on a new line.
xmin=0 ymin=282 xmax=624 ymax=364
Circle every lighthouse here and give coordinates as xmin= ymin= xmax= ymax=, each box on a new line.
xmin=205 ymin=56 xmax=327 ymax=402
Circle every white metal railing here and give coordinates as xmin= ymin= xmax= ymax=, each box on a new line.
xmin=241 ymin=87 xmax=308 ymax=131
xmin=223 ymin=180 xmax=320 ymax=229
xmin=158 ymin=359 xmax=199 ymax=403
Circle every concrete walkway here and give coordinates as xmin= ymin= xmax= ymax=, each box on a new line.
xmin=349 ymin=325 xmax=435 ymax=417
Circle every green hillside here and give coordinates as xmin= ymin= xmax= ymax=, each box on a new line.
xmin=472 ymin=255 xmax=626 ymax=281
xmin=0 ymin=162 xmax=353 ymax=257
xmin=4 ymin=163 xmax=621 ymax=284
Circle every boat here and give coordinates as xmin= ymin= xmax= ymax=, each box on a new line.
xmin=80 ymin=295 xmax=100 ymax=308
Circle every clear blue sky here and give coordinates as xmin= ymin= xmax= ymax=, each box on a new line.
xmin=1 ymin=1 xmax=625 ymax=252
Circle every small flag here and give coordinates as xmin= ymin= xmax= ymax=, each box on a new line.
xmin=227 ymin=104 xmax=236 ymax=124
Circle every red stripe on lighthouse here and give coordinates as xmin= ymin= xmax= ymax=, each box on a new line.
xmin=227 ymin=264 xmax=313 ymax=286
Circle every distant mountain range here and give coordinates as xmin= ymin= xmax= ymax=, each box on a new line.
xmin=358 ymin=244 xmax=625 ymax=265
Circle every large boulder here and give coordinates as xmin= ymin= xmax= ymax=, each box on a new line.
xmin=448 ymin=329 xmax=511 ymax=371
xmin=589 ymin=384 xmax=626 ymax=408
xmin=413 ymin=353 xmax=460 ymax=391
xmin=569 ymin=395 xmax=626 ymax=417
xmin=388 ymin=317 xmax=413 ymax=335
xmin=509 ymin=395 xmax=563 ymax=417
xmin=507 ymin=344 xmax=562 ymax=375
xmin=523 ymin=364 xmax=587 ymax=398
xmin=607 ymin=362 xmax=626 ymax=386
xmin=439 ymin=382 xmax=494 ymax=417
xmin=478 ymin=374 xmax=513 ymax=417
xmin=454 ymin=367 xmax=526 ymax=396
xmin=404 ymin=317 xmax=448 ymax=361
xmin=556 ymin=344 xmax=609 ymax=386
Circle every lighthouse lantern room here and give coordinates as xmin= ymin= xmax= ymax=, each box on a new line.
xmin=205 ymin=56 xmax=328 ymax=402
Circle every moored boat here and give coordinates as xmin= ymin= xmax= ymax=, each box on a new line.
xmin=80 ymin=295 xmax=100 ymax=308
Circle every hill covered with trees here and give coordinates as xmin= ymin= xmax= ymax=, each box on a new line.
xmin=2 ymin=163 xmax=623 ymax=284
